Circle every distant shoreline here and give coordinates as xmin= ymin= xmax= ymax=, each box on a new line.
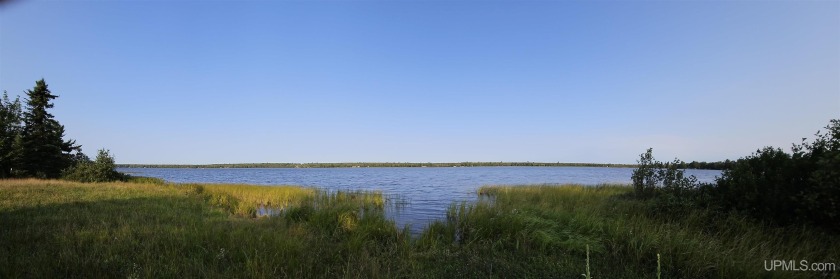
xmin=117 ymin=162 xmax=639 ymax=169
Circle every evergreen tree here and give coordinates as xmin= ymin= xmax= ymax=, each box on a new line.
xmin=19 ymin=79 xmax=79 ymax=178
xmin=0 ymin=91 xmax=24 ymax=177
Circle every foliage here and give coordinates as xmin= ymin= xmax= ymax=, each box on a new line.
xmin=631 ymin=148 xmax=657 ymax=198
xmin=678 ymin=160 xmax=734 ymax=170
xmin=1 ymin=79 xmax=123 ymax=181
xmin=715 ymin=119 xmax=840 ymax=230
xmin=62 ymin=149 xmax=127 ymax=183
xmin=631 ymin=148 xmax=700 ymax=199
xmin=807 ymin=119 xmax=840 ymax=225
xmin=14 ymin=79 xmax=80 ymax=178
xmin=0 ymin=91 xmax=23 ymax=178
xmin=629 ymin=149 xmax=719 ymax=220
xmin=630 ymin=119 xmax=839 ymax=230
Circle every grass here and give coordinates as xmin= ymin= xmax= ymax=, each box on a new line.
xmin=427 ymin=184 xmax=840 ymax=278
xmin=1 ymin=180 xmax=837 ymax=278
xmin=197 ymin=183 xmax=317 ymax=217
xmin=0 ymin=179 xmax=405 ymax=278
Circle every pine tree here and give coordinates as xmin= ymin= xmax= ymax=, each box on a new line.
xmin=0 ymin=91 xmax=24 ymax=177
xmin=19 ymin=79 xmax=79 ymax=178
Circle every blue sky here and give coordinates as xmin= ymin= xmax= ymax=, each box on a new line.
xmin=1 ymin=1 xmax=838 ymax=164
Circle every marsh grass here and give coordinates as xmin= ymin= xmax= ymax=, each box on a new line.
xmin=0 ymin=179 xmax=406 ymax=278
xmin=1 ymin=180 xmax=837 ymax=278
xmin=197 ymin=183 xmax=318 ymax=217
xmin=125 ymin=176 xmax=167 ymax=185
xmin=418 ymin=184 xmax=840 ymax=278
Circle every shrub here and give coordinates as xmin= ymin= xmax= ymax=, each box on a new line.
xmin=802 ymin=119 xmax=840 ymax=227
xmin=714 ymin=119 xmax=839 ymax=230
xmin=631 ymin=148 xmax=658 ymax=198
xmin=714 ymin=147 xmax=801 ymax=224
xmin=62 ymin=149 xmax=126 ymax=183
xmin=630 ymin=149 xmax=708 ymax=219
xmin=631 ymin=148 xmax=699 ymax=199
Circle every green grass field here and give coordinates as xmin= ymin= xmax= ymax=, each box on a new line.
xmin=1 ymin=179 xmax=837 ymax=278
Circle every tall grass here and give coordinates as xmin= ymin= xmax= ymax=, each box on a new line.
xmin=0 ymin=179 xmax=406 ymax=278
xmin=196 ymin=183 xmax=317 ymax=217
xmin=419 ymin=184 xmax=840 ymax=278
xmin=1 ymin=180 xmax=837 ymax=278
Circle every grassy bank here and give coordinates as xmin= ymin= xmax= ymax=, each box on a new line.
xmin=0 ymin=179 xmax=406 ymax=278
xmin=1 ymin=180 xmax=836 ymax=278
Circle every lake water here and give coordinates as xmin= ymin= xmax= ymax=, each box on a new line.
xmin=119 ymin=167 xmax=721 ymax=233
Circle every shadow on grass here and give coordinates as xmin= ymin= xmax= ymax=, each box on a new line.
xmin=0 ymin=195 xmax=230 ymax=277
xmin=0 ymin=194 xmax=412 ymax=278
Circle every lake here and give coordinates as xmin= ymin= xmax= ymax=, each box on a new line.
xmin=119 ymin=167 xmax=721 ymax=233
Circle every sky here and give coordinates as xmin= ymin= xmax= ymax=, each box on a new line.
xmin=1 ymin=0 xmax=838 ymax=164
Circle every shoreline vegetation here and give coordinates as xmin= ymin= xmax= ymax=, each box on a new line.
xmin=2 ymin=179 xmax=836 ymax=278
xmin=116 ymin=161 xmax=732 ymax=170
xmin=118 ymin=162 xmax=638 ymax=169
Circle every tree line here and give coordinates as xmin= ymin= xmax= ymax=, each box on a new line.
xmin=118 ymin=161 xmax=733 ymax=170
xmin=117 ymin=162 xmax=641 ymax=169
xmin=0 ymin=79 xmax=123 ymax=181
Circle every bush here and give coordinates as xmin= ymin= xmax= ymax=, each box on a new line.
xmin=803 ymin=119 xmax=840 ymax=227
xmin=630 ymin=148 xmax=709 ymax=219
xmin=714 ymin=147 xmax=801 ymax=224
xmin=631 ymin=148 xmax=699 ymax=199
xmin=631 ymin=148 xmax=658 ymax=198
xmin=715 ymin=119 xmax=839 ymax=230
xmin=62 ymin=149 xmax=126 ymax=183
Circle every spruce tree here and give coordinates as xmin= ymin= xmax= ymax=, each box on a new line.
xmin=0 ymin=91 xmax=24 ymax=177
xmin=19 ymin=79 xmax=79 ymax=178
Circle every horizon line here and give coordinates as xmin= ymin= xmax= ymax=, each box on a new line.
xmin=116 ymin=161 xmax=638 ymax=166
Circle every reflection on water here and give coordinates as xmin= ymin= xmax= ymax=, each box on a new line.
xmin=257 ymin=205 xmax=285 ymax=217
xmin=119 ymin=167 xmax=721 ymax=234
